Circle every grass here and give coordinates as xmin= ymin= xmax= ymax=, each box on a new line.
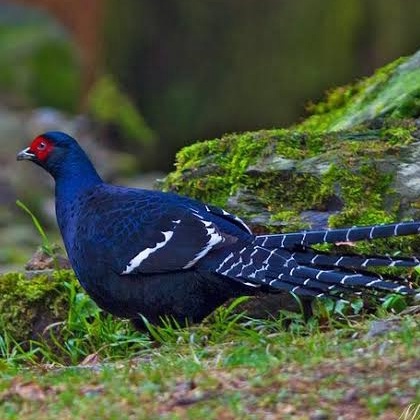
xmin=6 ymin=205 xmax=418 ymax=417
xmin=0 ymin=284 xmax=418 ymax=419
xmin=16 ymin=200 xmax=55 ymax=258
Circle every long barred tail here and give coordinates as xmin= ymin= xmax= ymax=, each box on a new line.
xmin=211 ymin=242 xmax=418 ymax=299
xmin=292 ymin=251 xmax=420 ymax=269
xmin=254 ymin=221 xmax=420 ymax=249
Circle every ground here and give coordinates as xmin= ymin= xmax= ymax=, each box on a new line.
xmin=0 ymin=302 xmax=419 ymax=419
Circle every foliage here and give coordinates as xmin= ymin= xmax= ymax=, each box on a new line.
xmin=88 ymin=75 xmax=156 ymax=146
xmin=104 ymin=0 xmax=420 ymax=168
xmin=16 ymin=200 xmax=54 ymax=257
xmin=0 ymin=16 xmax=80 ymax=111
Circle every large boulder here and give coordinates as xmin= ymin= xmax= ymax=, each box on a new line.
xmin=162 ymin=51 xmax=420 ymax=256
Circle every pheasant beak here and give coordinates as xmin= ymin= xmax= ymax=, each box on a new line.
xmin=17 ymin=147 xmax=36 ymax=161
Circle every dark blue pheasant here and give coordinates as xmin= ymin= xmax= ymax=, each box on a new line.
xmin=17 ymin=132 xmax=419 ymax=326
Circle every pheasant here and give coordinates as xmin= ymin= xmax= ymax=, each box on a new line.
xmin=17 ymin=132 xmax=419 ymax=327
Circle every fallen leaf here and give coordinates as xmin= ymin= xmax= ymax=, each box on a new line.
xmin=1 ymin=379 xmax=53 ymax=402
xmin=171 ymin=390 xmax=218 ymax=407
xmin=13 ymin=381 xmax=46 ymax=401
xmin=80 ymin=352 xmax=101 ymax=366
xmin=276 ymin=403 xmax=295 ymax=414
xmin=79 ymin=384 xmax=105 ymax=397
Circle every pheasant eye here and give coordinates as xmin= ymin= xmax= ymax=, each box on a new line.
xmin=37 ymin=141 xmax=47 ymax=150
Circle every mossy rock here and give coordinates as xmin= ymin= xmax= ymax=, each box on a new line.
xmin=161 ymin=50 xmax=420 ymax=257
xmin=0 ymin=270 xmax=78 ymax=343
xmin=299 ymin=52 xmax=420 ymax=132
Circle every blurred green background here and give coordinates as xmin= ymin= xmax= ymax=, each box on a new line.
xmin=103 ymin=0 xmax=420 ymax=167
xmin=1 ymin=0 xmax=420 ymax=168
xmin=0 ymin=0 xmax=420 ymax=268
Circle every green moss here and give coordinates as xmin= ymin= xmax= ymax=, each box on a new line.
xmin=246 ymin=172 xmax=328 ymax=228
xmin=0 ymin=270 xmax=77 ymax=342
xmin=316 ymin=154 xmax=420 ymax=260
xmin=392 ymin=87 xmax=420 ymax=118
xmin=163 ymin=120 xmax=418 ymax=238
xmin=322 ymin=163 xmax=396 ymax=226
xmin=303 ymin=83 xmax=361 ymax=132
xmin=272 ymin=130 xmax=309 ymax=159
xmin=162 ymin=131 xmax=273 ymax=207
xmin=381 ymin=121 xmax=417 ymax=144
xmin=270 ymin=210 xmax=310 ymax=232
xmin=298 ymin=55 xmax=420 ymax=132
xmin=236 ymin=128 xmax=409 ymax=233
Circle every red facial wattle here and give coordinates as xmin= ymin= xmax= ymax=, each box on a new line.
xmin=29 ymin=136 xmax=54 ymax=161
